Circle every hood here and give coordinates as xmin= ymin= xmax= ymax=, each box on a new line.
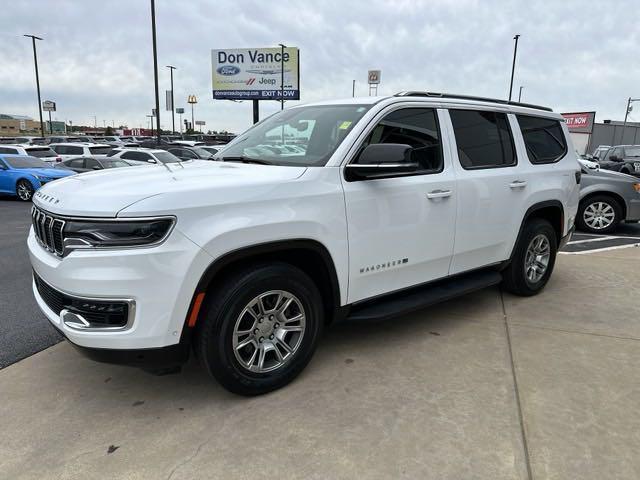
xmin=19 ymin=168 xmax=74 ymax=179
xmin=33 ymin=160 xmax=307 ymax=217
xmin=586 ymin=167 xmax=638 ymax=182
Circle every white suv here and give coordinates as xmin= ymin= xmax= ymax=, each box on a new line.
xmin=0 ymin=144 xmax=61 ymax=163
xmin=50 ymin=142 xmax=112 ymax=160
xmin=28 ymin=92 xmax=579 ymax=395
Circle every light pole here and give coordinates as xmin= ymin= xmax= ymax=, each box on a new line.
xmin=278 ymin=43 xmax=286 ymax=110
xmin=508 ymin=34 xmax=520 ymax=102
xmin=166 ymin=65 xmax=176 ymax=134
xmin=187 ymin=95 xmax=197 ymax=133
xmin=24 ymin=34 xmax=45 ymax=138
xmin=518 ymin=86 xmax=524 ymax=102
xmin=92 ymin=115 xmax=97 ymax=129
xmin=352 ymin=79 xmax=356 ymax=97
xmin=621 ymin=97 xmax=640 ymax=143
xmin=150 ymin=0 xmax=161 ymax=144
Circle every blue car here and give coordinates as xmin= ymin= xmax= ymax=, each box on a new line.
xmin=0 ymin=154 xmax=76 ymax=201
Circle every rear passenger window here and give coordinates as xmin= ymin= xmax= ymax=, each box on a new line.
xmin=449 ymin=110 xmax=516 ymax=169
xmin=516 ymin=115 xmax=567 ymax=164
xmin=361 ymin=108 xmax=443 ymax=173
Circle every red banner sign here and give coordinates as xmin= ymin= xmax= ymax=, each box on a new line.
xmin=561 ymin=112 xmax=595 ymax=133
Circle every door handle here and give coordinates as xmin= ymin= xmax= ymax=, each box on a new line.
xmin=509 ymin=180 xmax=527 ymax=189
xmin=426 ymin=189 xmax=452 ymax=199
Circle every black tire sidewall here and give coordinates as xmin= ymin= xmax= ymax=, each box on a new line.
xmin=576 ymin=195 xmax=621 ymax=234
xmin=16 ymin=180 xmax=34 ymax=201
xmin=199 ymin=264 xmax=323 ymax=395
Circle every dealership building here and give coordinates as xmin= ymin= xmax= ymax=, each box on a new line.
xmin=561 ymin=111 xmax=640 ymax=155
xmin=0 ymin=114 xmax=42 ymax=136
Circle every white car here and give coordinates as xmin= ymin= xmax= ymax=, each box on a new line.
xmin=28 ymin=92 xmax=579 ymax=395
xmin=106 ymin=147 xmax=182 ymax=164
xmin=50 ymin=143 xmax=113 ymax=160
xmin=0 ymin=144 xmax=61 ymax=164
xmin=170 ymin=140 xmax=205 ymax=147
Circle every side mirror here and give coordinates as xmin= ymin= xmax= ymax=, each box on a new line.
xmin=345 ymin=143 xmax=418 ymax=181
xmin=147 ymin=159 xmax=156 ymax=163
xmin=92 ymin=166 xmax=101 ymax=170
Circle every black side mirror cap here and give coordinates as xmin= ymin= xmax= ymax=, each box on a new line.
xmin=345 ymin=143 xmax=419 ymax=181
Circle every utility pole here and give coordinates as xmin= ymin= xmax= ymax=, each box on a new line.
xmin=150 ymin=0 xmax=161 ymax=144
xmin=24 ymin=34 xmax=45 ymax=137
xmin=166 ymin=65 xmax=176 ymax=134
xmin=508 ymin=34 xmax=520 ymax=102
xmin=518 ymin=85 xmax=524 ymax=102
xmin=352 ymin=79 xmax=356 ymax=97
xmin=279 ymin=43 xmax=287 ymax=110
xmin=621 ymin=97 xmax=640 ymax=144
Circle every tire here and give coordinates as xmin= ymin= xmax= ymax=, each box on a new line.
xmin=196 ymin=262 xmax=323 ymax=396
xmin=502 ymin=218 xmax=557 ymax=297
xmin=16 ymin=180 xmax=34 ymax=202
xmin=576 ymin=195 xmax=622 ymax=234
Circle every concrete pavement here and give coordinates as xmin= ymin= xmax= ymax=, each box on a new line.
xmin=1 ymin=248 xmax=639 ymax=479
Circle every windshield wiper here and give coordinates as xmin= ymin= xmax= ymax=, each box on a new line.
xmin=221 ymin=156 xmax=272 ymax=165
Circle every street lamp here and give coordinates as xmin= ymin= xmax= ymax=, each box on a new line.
xmin=166 ymin=65 xmax=176 ymax=134
xmin=278 ymin=43 xmax=286 ymax=110
xmin=508 ymin=34 xmax=520 ymax=102
xmin=24 ymin=34 xmax=45 ymax=138
xmin=150 ymin=0 xmax=161 ymax=145
xmin=620 ymin=97 xmax=640 ymax=143
xmin=518 ymin=86 xmax=524 ymax=102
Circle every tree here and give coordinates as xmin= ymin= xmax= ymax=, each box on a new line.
xmin=105 ymin=126 xmax=114 ymax=136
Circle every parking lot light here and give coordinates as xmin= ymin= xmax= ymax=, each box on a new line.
xmin=23 ymin=34 xmax=45 ymax=138
xmin=508 ymin=34 xmax=520 ymax=102
xmin=150 ymin=0 xmax=161 ymax=145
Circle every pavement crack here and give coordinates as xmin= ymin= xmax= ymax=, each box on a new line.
xmin=166 ymin=437 xmax=211 ymax=480
xmin=509 ymin=322 xmax=640 ymax=342
xmin=500 ymin=289 xmax=534 ymax=480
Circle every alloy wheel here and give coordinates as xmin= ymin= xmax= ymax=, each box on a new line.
xmin=583 ymin=201 xmax=615 ymax=230
xmin=17 ymin=182 xmax=33 ymax=201
xmin=524 ymin=234 xmax=551 ymax=283
xmin=232 ymin=290 xmax=306 ymax=373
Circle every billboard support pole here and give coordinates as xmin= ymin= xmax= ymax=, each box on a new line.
xmin=48 ymin=111 xmax=52 ymax=134
xmin=252 ymin=100 xmax=259 ymax=124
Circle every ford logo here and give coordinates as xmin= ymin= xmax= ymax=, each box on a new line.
xmin=217 ymin=65 xmax=240 ymax=76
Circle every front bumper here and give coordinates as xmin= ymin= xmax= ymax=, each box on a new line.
xmin=28 ymin=226 xmax=213 ymax=350
xmin=626 ymin=198 xmax=640 ymax=222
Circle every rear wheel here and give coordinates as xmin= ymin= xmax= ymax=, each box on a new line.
xmin=576 ymin=195 xmax=621 ymax=234
xmin=502 ymin=218 xmax=557 ymax=296
xmin=16 ymin=180 xmax=34 ymax=201
xmin=196 ymin=263 xmax=323 ymax=395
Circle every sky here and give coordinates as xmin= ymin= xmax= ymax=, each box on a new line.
xmin=1 ymin=0 xmax=638 ymax=134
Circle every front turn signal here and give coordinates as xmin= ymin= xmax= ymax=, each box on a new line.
xmin=633 ymin=183 xmax=640 ymax=193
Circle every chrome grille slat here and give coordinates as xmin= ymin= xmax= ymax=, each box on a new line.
xmin=32 ymin=206 xmax=65 ymax=257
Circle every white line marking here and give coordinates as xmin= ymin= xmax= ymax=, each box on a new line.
xmin=560 ymin=243 xmax=640 ymax=255
xmin=567 ymin=236 xmax=617 ymax=245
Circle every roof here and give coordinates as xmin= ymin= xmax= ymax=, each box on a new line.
xmin=0 ymin=114 xmax=33 ymax=120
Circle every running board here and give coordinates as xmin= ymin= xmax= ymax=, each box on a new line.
xmin=347 ymin=269 xmax=502 ymax=322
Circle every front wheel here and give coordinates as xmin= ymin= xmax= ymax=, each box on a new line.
xmin=196 ymin=263 xmax=323 ymax=395
xmin=576 ymin=195 xmax=621 ymax=234
xmin=502 ymin=218 xmax=557 ymax=296
xmin=16 ymin=180 xmax=34 ymax=201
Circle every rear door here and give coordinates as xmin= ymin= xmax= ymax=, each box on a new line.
xmin=342 ymin=106 xmax=457 ymax=303
xmin=445 ymin=108 xmax=527 ymax=274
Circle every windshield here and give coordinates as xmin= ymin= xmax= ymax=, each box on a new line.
xmin=4 ymin=155 xmax=49 ymax=169
xmin=89 ymin=146 xmax=112 ymax=155
xmin=27 ymin=147 xmax=57 ymax=158
xmin=625 ymin=146 xmax=640 ymax=157
xmin=153 ymin=151 xmax=181 ymax=163
xmin=221 ymin=104 xmax=371 ymax=166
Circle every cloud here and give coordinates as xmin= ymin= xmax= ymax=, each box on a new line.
xmin=1 ymin=0 xmax=639 ymax=133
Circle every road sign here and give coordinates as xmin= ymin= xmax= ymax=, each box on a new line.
xmin=195 ymin=120 xmax=206 ymax=126
xmin=42 ymin=100 xmax=56 ymax=112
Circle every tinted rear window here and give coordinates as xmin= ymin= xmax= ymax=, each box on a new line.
xmin=449 ymin=110 xmax=516 ymax=169
xmin=26 ymin=147 xmax=57 ymax=158
xmin=89 ymin=146 xmax=112 ymax=155
xmin=516 ymin=115 xmax=567 ymax=164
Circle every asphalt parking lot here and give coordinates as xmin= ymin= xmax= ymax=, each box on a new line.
xmin=1 ymin=200 xmax=640 ymax=479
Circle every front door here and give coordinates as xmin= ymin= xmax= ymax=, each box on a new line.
xmin=342 ymin=107 xmax=457 ymax=303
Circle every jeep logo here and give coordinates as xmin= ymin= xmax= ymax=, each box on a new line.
xmin=217 ymin=65 xmax=241 ymax=76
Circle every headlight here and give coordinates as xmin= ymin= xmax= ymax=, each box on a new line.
xmin=633 ymin=183 xmax=640 ymax=193
xmin=63 ymin=217 xmax=175 ymax=254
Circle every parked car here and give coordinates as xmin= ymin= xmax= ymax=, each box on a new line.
xmin=50 ymin=143 xmax=112 ymax=160
xmin=590 ymin=145 xmax=611 ymax=161
xmin=578 ymin=156 xmax=599 ymax=171
xmin=577 ymin=165 xmax=640 ymax=233
xmin=200 ymin=145 xmax=226 ymax=156
xmin=166 ymin=145 xmax=215 ymax=160
xmin=0 ymin=144 xmax=61 ymax=164
xmin=598 ymin=145 xmax=640 ymax=176
xmin=55 ymin=156 xmax=134 ymax=173
xmin=106 ymin=147 xmax=181 ymax=164
xmin=28 ymin=92 xmax=579 ymax=395
xmin=0 ymin=154 xmax=75 ymax=201
xmin=170 ymin=140 xmax=205 ymax=147
xmin=45 ymin=136 xmax=85 ymax=144
xmin=100 ymin=136 xmax=139 ymax=147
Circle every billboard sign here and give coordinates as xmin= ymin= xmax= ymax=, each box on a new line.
xmin=211 ymin=47 xmax=300 ymax=101
xmin=42 ymin=100 xmax=56 ymax=112
xmin=176 ymin=107 xmax=185 ymax=114
xmin=368 ymin=70 xmax=381 ymax=84
xmin=561 ymin=112 xmax=595 ymax=133
xmin=195 ymin=120 xmax=205 ymax=126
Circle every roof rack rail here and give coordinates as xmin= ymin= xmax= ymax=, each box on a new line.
xmin=394 ymin=91 xmax=553 ymax=112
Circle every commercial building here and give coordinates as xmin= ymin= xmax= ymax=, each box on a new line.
xmin=562 ymin=112 xmax=640 ymax=155
xmin=0 ymin=114 xmax=42 ymax=136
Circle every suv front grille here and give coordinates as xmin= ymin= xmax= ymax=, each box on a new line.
xmin=33 ymin=273 xmax=131 ymax=329
xmin=31 ymin=206 xmax=65 ymax=256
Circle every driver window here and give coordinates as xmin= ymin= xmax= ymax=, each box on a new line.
xmin=359 ymin=108 xmax=443 ymax=173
